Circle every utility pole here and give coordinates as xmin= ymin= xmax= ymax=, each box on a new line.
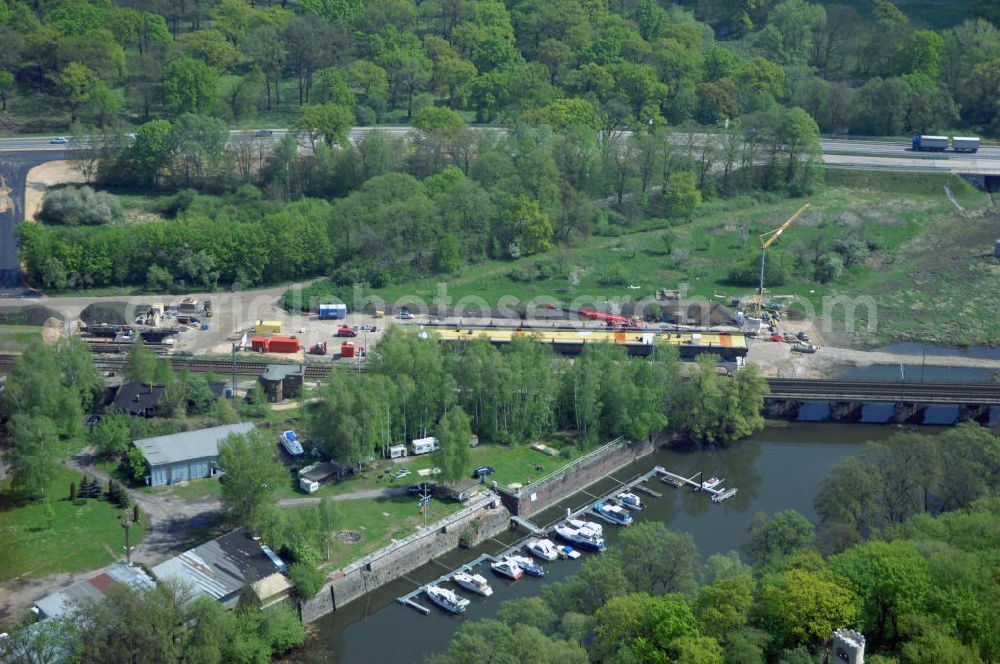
xmin=121 ymin=515 xmax=133 ymax=565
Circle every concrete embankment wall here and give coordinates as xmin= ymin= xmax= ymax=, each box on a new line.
xmin=301 ymin=496 xmax=510 ymax=623
xmin=496 ymin=435 xmax=656 ymax=518
xmin=301 ymin=434 xmax=661 ymax=623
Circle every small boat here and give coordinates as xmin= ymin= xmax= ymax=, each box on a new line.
xmin=424 ymin=585 xmax=470 ymax=614
xmin=554 ymin=521 xmax=607 ymax=552
xmin=452 ymin=571 xmax=493 ymax=597
xmin=566 ymin=518 xmax=603 ymax=536
xmin=557 ymin=545 xmax=582 ymax=560
xmin=700 ymin=476 xmax=723 ymax=490
xmin=508 ymin=554 xmax=545 ymax=577
xmin=616 ymin=492 xmax=644 ymax=510
xmin=525 ymin=538 xmax=560 ymax=562
xmin=594 ymin=502 xmax=634 ymax=526
xmin=491 ymin=557 xmax=523 ymax=580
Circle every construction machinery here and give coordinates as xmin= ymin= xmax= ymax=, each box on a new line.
xmin=203 ymin=300 xmax=212 ymax=317
xmin=308 ymin=341 xmax=328 ymax=355
xmin=547 ymin=304 xmax=643 ymax=328
xmin=753 ymin=203 xmax=811 ymax=318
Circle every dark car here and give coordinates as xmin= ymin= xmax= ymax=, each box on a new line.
xmin=472 ymin=466 xmax=496 ymax=479
xmin=406 ymin=482 xmax=437 ymax=496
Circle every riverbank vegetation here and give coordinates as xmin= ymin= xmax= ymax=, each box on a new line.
xmin=311 ymin=327 xmax=768 ymax=467
xmin=432 ymin=424 xmax=1000 ymax=664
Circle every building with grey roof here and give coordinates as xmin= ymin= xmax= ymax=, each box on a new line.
xmin=151 ymin=528 xmax=291 ymax=609
xmin=32 ymin=562 xmax=155 ymax=622
xmin=134 ymin=422 xmax=254 ymax=487
xmin=258 ymin=364 xmax=305 ymax=402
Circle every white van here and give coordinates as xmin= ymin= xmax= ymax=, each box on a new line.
xmin=410 ymin=437 xmax=439 ymax=455
xmin=386 ymin=444 xmax=407 ymax=459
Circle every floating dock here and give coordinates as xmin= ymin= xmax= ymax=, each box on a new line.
xmin=396 ymin=463 xmax=735 ymax=614
xmin=655 ymin=468 xmax=738 ymax=503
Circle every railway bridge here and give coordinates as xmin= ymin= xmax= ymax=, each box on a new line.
xmin=764 ymin=379 xmax=1000 ymax=424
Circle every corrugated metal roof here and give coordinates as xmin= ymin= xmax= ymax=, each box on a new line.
xmin=151 ymin=528 xmax=288 ymax=605
xmin=33 ymin=563 xmax=155 ymax=621
xmin=134 ymin=422 xmax=254 ymax=467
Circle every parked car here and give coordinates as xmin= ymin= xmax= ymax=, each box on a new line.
xmin=769 ymin=334 xmax=784 ymax=343
xmin=398 ymin=310 xmax=414 ymax=320
xmin=472 ymin=466 xmax=496 ymax=479
xmin=407 ymin=482 xmax=437 ymax=496
xmin=255 ymin=129 xmax=274 ymax=137
xmin=50 ymin=136 xmax=68 ymax=144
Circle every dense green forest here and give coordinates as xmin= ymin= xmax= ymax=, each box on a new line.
xmin=14 ymin=0 xmax=1000 ymax=293
xmin=1 ymin=0 xmax=998 ymax=135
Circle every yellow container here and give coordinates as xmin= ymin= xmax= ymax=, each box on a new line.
xmin=254 ymin=320 xmax=282 ymax=334
xmin=374 ymin=310 xmax=385 ymax=318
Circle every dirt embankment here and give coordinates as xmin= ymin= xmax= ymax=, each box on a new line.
xmin=24 ymin=160 xmax=86 ymax=221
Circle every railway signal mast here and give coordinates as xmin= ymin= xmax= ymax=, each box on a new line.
xmin=754 ymin=203 xmax=811 ymax=318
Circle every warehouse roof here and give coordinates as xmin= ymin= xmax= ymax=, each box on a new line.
xmin=134 ymin=422 xmax=254 ymax=467
xmin=151 ymin=528 xmax=289 ymax=607
xmin=33 ymin=563 xmax=155 ymax=621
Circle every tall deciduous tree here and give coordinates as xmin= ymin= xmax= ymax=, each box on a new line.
xmin=435 ymin=407 xmax=472 ymax=484
xmin=217 ymin=429 xmax=286 ymax=525
xmin=7 ymin=414 xmax=60 ymax=499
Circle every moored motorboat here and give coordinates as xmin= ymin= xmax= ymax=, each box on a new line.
xmin=525 ymin=538 xmax=560 ymax=562
xmin=593 ymin=501 xmax=634 ymax=526
xmin=554 ymin=521 xmax=607 ymax=552
xmin=700 ymin=476 xmax=723 ymax=490
xmin=557 ymin=545 xmax=582 ymax=560
xmin=508 ymin=554 xmax=545 ymax=577
xmin=616 ymin=491 xmax=643 ymax=510
xmin=566 ymin=518 xmax=603 ymax=536
xmin=424 ymin=584 xmax=470 ymax=613
xmin=491 ymin=556 xmax=523 ymax=580
xmin=452 ymin=571 xmax=493 ymax=597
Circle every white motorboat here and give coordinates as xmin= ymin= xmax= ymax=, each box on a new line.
xmin=557 ymin=545 xmax=582 ymax=560
xmin=452 ymin=571 xmax=493 ymax=597
xmin=566 ymin=518 xmax=603 ymax=536
xmin=593 ymin=502 xmax=634 ymax=526
xmin=424 ymin=584 xmax=470 ymax=614
xmin=616 ymin=492 xmax=643 ymax=510
xmin=508 ymin=554 xmax=545 ymax=577
xmin=525 ymin=538 xmax=560 ymax=562
xmin=554 ymin=521 xmax=607 ymax=552
xmin=700 ymin=476 xmax=723 ymax=490
xmin=491 ymin=557 xmax=523 ymax=580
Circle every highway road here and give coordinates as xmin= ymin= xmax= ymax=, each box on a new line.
xmin=3 ymin=126 xmax=1000 ymax=173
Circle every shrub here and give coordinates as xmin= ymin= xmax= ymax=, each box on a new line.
xmin=39 ymin=186 xmax=121 ymax=226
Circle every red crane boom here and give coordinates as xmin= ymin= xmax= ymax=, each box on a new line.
xmin=547 ymin=304 xmax=643 ymax=328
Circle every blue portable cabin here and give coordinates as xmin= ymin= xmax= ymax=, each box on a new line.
xmin=318 ymin=303 xmax=348 ymax=320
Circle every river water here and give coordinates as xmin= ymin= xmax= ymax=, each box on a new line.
xmin=293 ymin=423 xmax=902 ymax=663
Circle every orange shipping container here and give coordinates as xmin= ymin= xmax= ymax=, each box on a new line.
xmin=340 ymin=342 xmax=355 ymax=358
xmin=251 ymin=336 xmax=269 ymax=352
xmin=268 ymin=335 xmax=301 ymax=353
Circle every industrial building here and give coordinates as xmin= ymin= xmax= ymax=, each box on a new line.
xmin=151 ymin=528 xmax=291 ymax=609
xmin=427 ymin=326 xmax=748 ymax=361
xmin=258 ymin=363 xmax=305 ymax=401
xmin=134 ymin=422 xmax=254 ymax=486
xmin=32 ymin=562 xmax=155 ymax=621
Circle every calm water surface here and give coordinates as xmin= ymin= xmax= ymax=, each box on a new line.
xmin=294 ymin=423 xmax=903 ymax=664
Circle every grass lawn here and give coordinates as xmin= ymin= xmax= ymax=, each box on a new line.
xmin=272 ymin=439 xmax=576 ymax=501
xmin=0 ymin=324 xmax=42 ymax=351
xmin=322 ymin=493 xmax=464 ymax=569
xmin=0 ymin=465 xmax=147 ymax=584
xmin=299 ymin=171 xmax=991 ymax=347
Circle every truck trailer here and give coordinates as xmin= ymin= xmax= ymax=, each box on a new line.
xmin=952 ymin=136 xmax=980 ymax=153
xmin=911 ymin=135 xmax=949 ymax=152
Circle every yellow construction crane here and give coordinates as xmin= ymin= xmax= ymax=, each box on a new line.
xmin=753 ymin=202 xmax=811 ymax=318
